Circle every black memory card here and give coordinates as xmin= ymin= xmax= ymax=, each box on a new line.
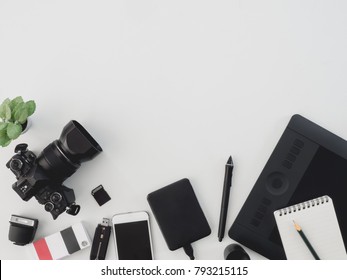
xmin=91 ymin=185 xmax=111 ymax=206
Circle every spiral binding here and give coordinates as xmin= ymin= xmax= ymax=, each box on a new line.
xmin=277 ymin=195 xmax=329 ymax=216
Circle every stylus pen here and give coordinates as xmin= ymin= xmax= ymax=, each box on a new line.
xmin=218 ymin=156 xmax=234 ymax=242
xmin=293 ymin=221 xmax=320 ymax=260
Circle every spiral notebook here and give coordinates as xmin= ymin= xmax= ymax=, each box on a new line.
xmin=274 ymin=196 xmax=346 ymax=260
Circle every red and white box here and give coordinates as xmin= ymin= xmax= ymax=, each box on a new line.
xmin=29 ymin=222 xmax=91 ymax=260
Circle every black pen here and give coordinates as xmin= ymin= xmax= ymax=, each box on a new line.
xmin=218 ymin=156 xmax=234 ymax=242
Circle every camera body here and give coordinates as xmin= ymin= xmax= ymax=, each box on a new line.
xmin=7 ymin=144 xmax=80 ymax=219
xmin=6 ymin=121 xmax=102 ymax=220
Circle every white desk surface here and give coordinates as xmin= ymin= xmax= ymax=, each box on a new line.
xmin=1 ymin=1 xmax=347 ymax=260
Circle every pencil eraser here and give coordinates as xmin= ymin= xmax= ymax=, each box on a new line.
xmin=29 ymin=222 xmax=91 ymax=260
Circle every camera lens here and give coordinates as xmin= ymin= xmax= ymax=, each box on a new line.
xmin=50 ymin=192 xmax=62 ymax=203
xmin=36 ymin=120 xmax=102 ymax=181
xmin=10 ymin=159 xmax=23 ymax=171
xmin=44 ymin=202 xmax=55 ymax=212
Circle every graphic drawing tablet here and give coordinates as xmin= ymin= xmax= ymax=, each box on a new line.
xmin=229 ymin=114 xmax=347 ymax=259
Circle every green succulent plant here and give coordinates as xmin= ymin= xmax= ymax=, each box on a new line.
xmin=0 ymin=96 xmax=36 ymax=147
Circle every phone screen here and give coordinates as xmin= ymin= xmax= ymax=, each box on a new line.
xmin=114 ymin=220 xmax=152 ymax=260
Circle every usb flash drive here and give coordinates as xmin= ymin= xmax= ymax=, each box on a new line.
xmin=90 ymin=218 xmax=111 ymax=260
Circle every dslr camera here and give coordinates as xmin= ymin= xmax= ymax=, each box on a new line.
xmin=6 ymin=121 xmax=102 ymax=219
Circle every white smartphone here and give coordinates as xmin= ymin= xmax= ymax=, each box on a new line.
xmin=112 ymin=211 xmax=154 ymax=260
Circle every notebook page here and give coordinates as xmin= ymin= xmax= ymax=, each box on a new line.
xmin=274 ymin=196 xmax=346 ymax=260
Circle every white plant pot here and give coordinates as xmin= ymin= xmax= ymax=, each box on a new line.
xmin=21 ymin=119 xmax=31 ymax=134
